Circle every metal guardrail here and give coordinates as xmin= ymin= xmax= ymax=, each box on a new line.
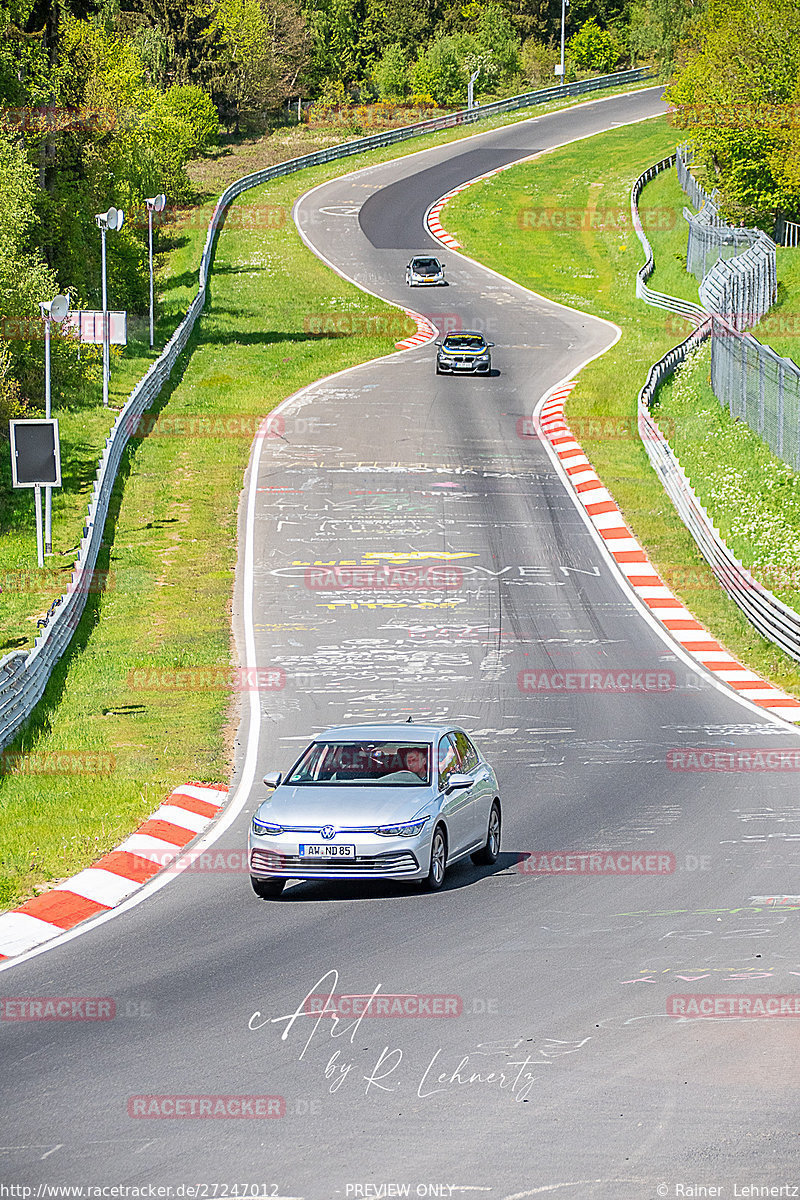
xmin=631 ymin=154 xmax=707 ymax=324
xmin=632 ymin=158 xmax=800 ymax=664
xmin=0 ymin=67 xmax=656 ymax=752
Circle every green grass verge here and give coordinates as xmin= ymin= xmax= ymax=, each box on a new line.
xmin=443 ymin=114 xmax=800 ymax=700
xmin=0 ymin=201 xmax=217 ymax=656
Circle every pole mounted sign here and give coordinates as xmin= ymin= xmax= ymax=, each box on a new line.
xmin=9 ymin=418 xmax=62 ymax=568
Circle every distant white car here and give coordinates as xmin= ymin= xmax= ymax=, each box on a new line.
xmin=248 ymin=722 xmax=501 ymax=897
xmin=405 ymin=256 xmax=446 ymax=286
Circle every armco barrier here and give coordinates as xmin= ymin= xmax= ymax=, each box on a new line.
xmin=632 ymin=159 xmax=800 ymax=664
xmin=632 ymin=154 xmax=707 ymax=326
xmin=0 ymin=68 xmax=654 ymax=752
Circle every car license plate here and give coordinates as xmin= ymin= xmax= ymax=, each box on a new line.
xmin=299 ymin=844 xmax=356 ymax=858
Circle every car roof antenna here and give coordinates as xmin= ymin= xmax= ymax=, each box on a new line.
xmin=406 ymin=716 xmax=413 ymax=722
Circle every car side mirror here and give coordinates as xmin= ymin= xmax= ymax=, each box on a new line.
xmin=263 ymin=771 xmax=282 ymax=788
xmin=445 ymin=773 xmax=472 ymax=792
xmin=435 ymin=340 xmax=442 ymax=346
xmin=487 ymin=342 xmax=495 ymax=347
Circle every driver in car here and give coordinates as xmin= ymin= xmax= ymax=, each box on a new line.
xmin=403 ymin=746 xmax=428 ymax=780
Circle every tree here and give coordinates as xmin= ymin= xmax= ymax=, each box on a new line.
xmin=374 ymin=42 xmax=409 ymax=98
xmin=409 ymin=35 xmax=466 ymax=104
xmin=666 ymin=0 xmax=800 ymax=222
xmin=121 ymin=0 xmax=221 ymax=87
xmin=472 ymin=3 xmax=521 ymax=86
xmin=211 ymin=0 xmax=309 ymax=127
xmin=628 ymin=0 xmax=705 ymax=73
xmin=0 ymin=130 xmax=80 ymax=406
xmin=300 ymin=0 xmax=363 ymax=88
xmin=567 ymin=17 xmax=624 ymax=73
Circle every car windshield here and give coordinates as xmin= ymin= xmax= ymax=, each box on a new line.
xmin=443 ymin=335 xmax=485 ymax=350
xmin=286 ymin=741 xmax=431 ymax=786
xmin=413 ymin=259 xmax=440 ymax=272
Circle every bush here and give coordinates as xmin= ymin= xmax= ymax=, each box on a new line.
xmin=567 ymin=18 xmax=625 ymax=73
xmin=521 ymin=38 xmax=558 ymax=86
xmin=409 ymin=38 xmax=467 ymax=106
xmin=157 ymin=85 xmax=220 ymax=155
xmin=374 ymin=44 xmax=409 ymax=100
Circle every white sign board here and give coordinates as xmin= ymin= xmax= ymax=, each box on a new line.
xmin=62 ymin=310 xmax=127 ymax=345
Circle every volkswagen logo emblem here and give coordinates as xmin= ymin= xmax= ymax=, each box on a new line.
xmin=321 ymin=825 xmax=336 ymax=840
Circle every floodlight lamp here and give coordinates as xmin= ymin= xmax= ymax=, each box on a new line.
xmin=49 ymin=294 xmax=70 ymax=322
xmin=39 ymin=294 xmax=70 ymax=323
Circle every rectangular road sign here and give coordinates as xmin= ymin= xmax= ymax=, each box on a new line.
xmin=10 ymin=419 xmax=62 ymax=488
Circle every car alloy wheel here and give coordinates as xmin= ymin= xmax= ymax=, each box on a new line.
xmin=425 ymin=825 xmax=447 ymax=890
xmin=471 ymin=801 xmax=501 ymax=866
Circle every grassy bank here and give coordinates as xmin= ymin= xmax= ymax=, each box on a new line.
xmin=443 ymin=115 xmax=800 ymax=699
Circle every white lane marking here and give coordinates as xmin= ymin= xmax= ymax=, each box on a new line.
xmin=40 ymin=1145 xmax=62 ymax=1160
xmin=421 ymin=124 xmax=800 ymax=731
xmin=0 ymin=84 xmax=667 ymax=972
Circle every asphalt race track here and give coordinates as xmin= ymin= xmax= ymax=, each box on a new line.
xmin=2 ymin=87 xmax=800 ymax=1199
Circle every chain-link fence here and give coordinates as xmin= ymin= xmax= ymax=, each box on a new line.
xmin=698 ymin=227 xmax=777 ymax=327
xmin=0 ymin=67 xmax=657 ymax=754
xmin=684 ymin=199 xmax=763 ymax=280
xmin=675 ymin=145 xmax=714 ymax=211
xmin=678 ymin=146 xmax=777 ymax=324
xmin=710 ymin=318 xmax=800 ymax=470
xmin=674 ymin=146 xmax=796 ymax=470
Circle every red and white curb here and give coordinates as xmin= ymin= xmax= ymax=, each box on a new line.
xmin=539 ymin=383 xmax=800 ymax=721
xmin=0 ymin=782 xmax=228 ymax=961
xmin=395 ymin=310 xmax=438 ymax=350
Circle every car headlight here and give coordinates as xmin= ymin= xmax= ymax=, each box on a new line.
xmin=375 ymin=817 xmax=430 ymax=837
xmin=476 ymin=352 xmax=489 ymax=360
xmin=252 ymin=816 xmax=282 ymax=835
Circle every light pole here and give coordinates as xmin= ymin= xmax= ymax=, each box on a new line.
xmin=467 ymin=68 xmax=480 ymax=110
xmin=145 ymin=193 xmax=166 ymax=349
xmin=557 ymin=0 xmax=569 ymax=78
xmin=95 ymin=206 xmax=124 ymax=406
xmin=38 ymin=293 xmax=70 ymax=554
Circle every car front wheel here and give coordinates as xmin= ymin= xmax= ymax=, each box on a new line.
xmin=424 ymin=826 xmax=447 ymax=890
xmin=251 ymin=876 xmax=285 ymax=899
xmin=471 ymin=801 xmax=501 ymax=866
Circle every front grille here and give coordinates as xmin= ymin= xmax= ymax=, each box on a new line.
xmin=250 ymin=848 xmax=418 ymax=876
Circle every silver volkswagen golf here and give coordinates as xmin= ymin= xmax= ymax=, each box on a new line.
xmin=248 ymin=722 xmax=501 ymax=897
